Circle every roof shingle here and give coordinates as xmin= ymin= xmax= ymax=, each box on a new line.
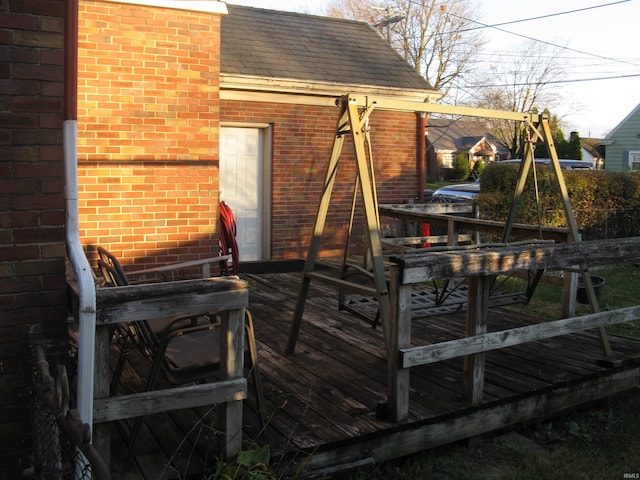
xmin=221 ymin=5 xmax=434 ymax=91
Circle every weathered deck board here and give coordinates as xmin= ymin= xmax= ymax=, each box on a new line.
xmin=109 ymin=268 xmax=640 ymax=479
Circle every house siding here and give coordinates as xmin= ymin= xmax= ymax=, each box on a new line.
xmin=605 ymin=106 xmax=640 ymax=172
xmin=221 ymin=99 xmax=420 ymax=259
xmin=0 ymin=0 xmax=67 ymax=476
xmin=77 ymin=0 xmax=223 ymax=270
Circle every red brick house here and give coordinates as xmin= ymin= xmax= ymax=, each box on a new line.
xmin=1 ymin=0 xmax=437 ymax=475
xmin=220 ymin=5 xmax=439 ymax=260
xmin=76 ymin=0 xmax=229 ymax=270
xmin=74 ymin=3 xmax=440 ymax=269
xmin=2 ymin=0 xmax=67 ymax=476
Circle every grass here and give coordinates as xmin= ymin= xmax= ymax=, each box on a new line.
xmin=349 ymin=264 xmax=640 ymax=480
xmin=502 ymin=264 xmax=640 ymax=338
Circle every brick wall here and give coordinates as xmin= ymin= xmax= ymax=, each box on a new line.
xmin=221 ymin=99 xmax=420 ymax=259
xmin=77 ymin=0 xmax=223 ymax=270
xmin=0 ymin=0 xmax=67 ymax=476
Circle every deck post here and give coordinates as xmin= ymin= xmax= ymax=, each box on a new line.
xmin=221 ymin=307 xmax=245 ymax=460
xmin=92 ymin=324 xmax=111 ymax=473
xmin=463 ymin=275 xmax=491 ymax=405
xmin=561 ymin=266 xmax=579 ymax=318
xmin=388 ymin=265 xmax=412 ymax=421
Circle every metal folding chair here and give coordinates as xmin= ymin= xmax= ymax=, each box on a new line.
xmin=97 ymin=247 xmax=265 ymax=458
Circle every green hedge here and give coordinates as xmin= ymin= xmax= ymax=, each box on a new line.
xmin=478 ymin=164 xmax=640 ymax=240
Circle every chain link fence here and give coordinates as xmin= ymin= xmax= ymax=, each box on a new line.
xmin=28 ymin=325 xmax=109 ymax=480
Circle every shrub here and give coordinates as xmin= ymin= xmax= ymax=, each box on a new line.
xmin=478 ymin=165 xmax=640 ymax=240
xmin=472 ymin=159 xmax=486 ymax=179
xmin=453 ymin=153 xmax=470 ymax=181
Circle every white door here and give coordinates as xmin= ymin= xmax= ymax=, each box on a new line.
xmin=220 ymin=127 xmax=264 ymax=261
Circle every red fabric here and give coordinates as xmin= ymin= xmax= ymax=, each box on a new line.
xmin=421 ymin=223 xmax=431 ymax=248
xmin=219 ymin=202 xmax=239 ymax=275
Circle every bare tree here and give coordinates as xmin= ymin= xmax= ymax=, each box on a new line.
xmin=327 ymin=0 xmax=484 ymax=98
xmin=470 ymin=40 xmax=566 ymax=157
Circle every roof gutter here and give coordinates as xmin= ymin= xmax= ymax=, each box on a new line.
xmin=64 ymin=0 xmax=96 ymax=436
xmin=220 ymin=74 xmax=442 ymax=104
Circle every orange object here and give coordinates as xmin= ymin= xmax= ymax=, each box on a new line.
xmin=421 ymin=223 xmax=431 ymax=248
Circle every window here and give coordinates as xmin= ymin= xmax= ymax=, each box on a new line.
xmin=441 ymin=152 xmax=454 ymax=168
xmin=629 ymin=151 xmax=640 ymax=171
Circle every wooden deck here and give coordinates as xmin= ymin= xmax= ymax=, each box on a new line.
xmin=109 ymin=263 xmax=640 ymax=479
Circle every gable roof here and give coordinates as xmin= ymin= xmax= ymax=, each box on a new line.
xmin=603 ymin=102 xmax=640 ymax=141
xmin=427 ymin=118 xmax=508 ymax=153
xmin=221 ymin=5 xmax=437 ymax=98
xmin=580 ymin=137 xmax=605 ymax=159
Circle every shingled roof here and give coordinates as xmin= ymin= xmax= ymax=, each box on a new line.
xmin=221 ymin=5 xmax=436 ymax=94
xmin=428 ymin=118 xmax=509 ymax=154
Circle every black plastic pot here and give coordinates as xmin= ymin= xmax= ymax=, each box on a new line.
xmin=576 ymin=275 xmax=605 ymax=305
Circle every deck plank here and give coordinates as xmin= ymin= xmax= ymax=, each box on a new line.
xmin=107 ymin=269 xmax=640 ymax=479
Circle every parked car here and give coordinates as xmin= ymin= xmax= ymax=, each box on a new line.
xmin=498 ymin=158 xmax=593 ymax=170
xmin=431 ymin=181 xmax=480 ymax=202
xmin=430 ymin=157 xmax=593 ymax=203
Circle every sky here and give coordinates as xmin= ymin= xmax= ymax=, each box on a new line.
xmin=226 ymin=0 xmax=640 ymax=139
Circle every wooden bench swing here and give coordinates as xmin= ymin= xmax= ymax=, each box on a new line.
xmin=285 ymin=93 xmax=636 ymax=421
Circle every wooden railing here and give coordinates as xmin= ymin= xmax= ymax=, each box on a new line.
xmin=384 ymin=236 xmax=640 ymax=421
xmin=379 ymin=202 xmax=572 ymax=248
xmin=91 ymin=276 xmax=249 ymax=467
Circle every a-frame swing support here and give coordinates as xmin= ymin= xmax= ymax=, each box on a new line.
xmin=286 ymin=94 xmax=611 ymax=363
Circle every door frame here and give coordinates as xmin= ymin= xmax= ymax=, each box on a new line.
xmin=220 ymin=122 xmax=272 ymax=260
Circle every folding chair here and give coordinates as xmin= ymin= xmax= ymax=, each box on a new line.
xmin=97 ymin=248 xmax=265 ymax=458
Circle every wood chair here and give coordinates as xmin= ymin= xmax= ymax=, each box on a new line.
xmin=96 ymin=248 xmax=266 ymax=458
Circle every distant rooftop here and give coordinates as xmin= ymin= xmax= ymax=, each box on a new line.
xmin=427 ymin=118 xmax=508 ymax=153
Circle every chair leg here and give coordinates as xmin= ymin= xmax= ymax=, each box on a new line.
xmin=121 ymin=342 xmax=166 ymax=460
xmin=110 ymin=330 xmax=132 ymax=396
xmin=124 ymin=417 xmax=145 ymax=462
xmin=245 ymin=310 xmax=266 ymax=428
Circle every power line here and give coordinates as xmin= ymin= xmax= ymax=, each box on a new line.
xmin=444 ymin=4 xmax=640 ymax=69
xmin=465 ymin=72 xmax=640 ymax=89
xmin=458 ymin=0 xmax=631 ymax=33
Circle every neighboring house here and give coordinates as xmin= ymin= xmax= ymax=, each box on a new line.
xmin=578 ymin=135 xmax=605 ymax=170
xmin=219 ymin=5 xmax=440 ymax=260
xmin=602 ymin=103 xmax=640 ymax=171
xmin=425 ymin=118 xmax=509 ymax=179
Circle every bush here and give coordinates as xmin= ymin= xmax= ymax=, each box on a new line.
xmin=452 ymin=153 xmax=470 ymax=181
xmin=472 ymin=159 xmax=486 ymax=179
xmin=478 ymin=165 xmax=640 ymax=240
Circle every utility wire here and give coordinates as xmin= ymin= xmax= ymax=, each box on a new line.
xmin=456 ymin=0 xmax=631 ymax=33
xmin=444 ymin=5 xmax=640 ymax=69
xmin=465 ymin=72 xmax=640 ymax=89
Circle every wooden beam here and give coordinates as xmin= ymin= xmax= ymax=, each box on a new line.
xmin=306 ymin=271 xmax=378 ymax=296
xmin=379 ymin=204 xmax=569 ymax=242
xmin=347 ymin=94 xmax=540 ymax=122
xmin=96 ymin=277 xmax=248 ymax=325
xmin=282 ymin=367 xmax=640 ymax=478
xmin=393 ymin=236 xmax=640 ymax=284
xmin=463 ymin=276 xmax=491 ymax=405
xmin=400 ymin=305 xmax=640 ymax=369
xmin=387 ymin=265 xmax=412 ymax=421
xmin=221 ymin=308 xmax=246 ymax=460
xmin=380 ymin=203 xmax=475 ymax=216
xmin=93 ymin=378 xmax=247 ymax=423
